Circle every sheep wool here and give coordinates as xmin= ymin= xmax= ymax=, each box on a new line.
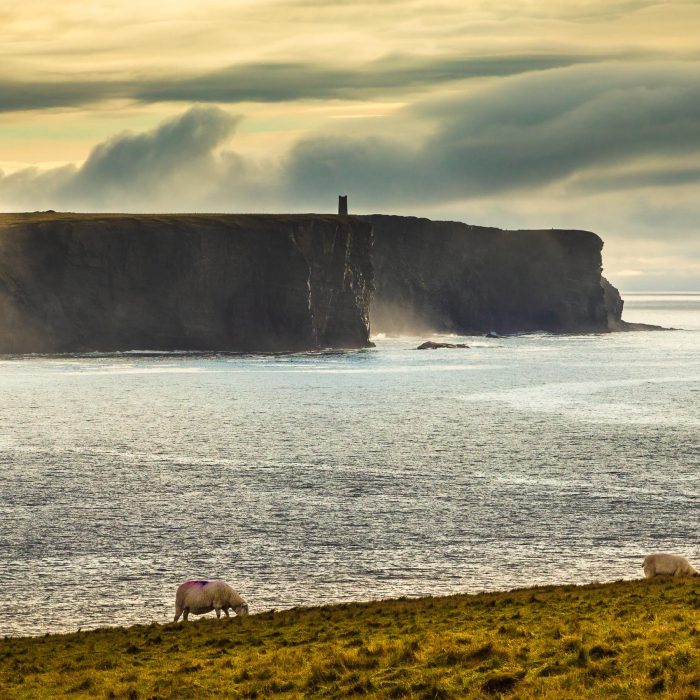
xmin=174 ymin=580 xmax=249 ymax=622
xmin=643 ymin=553 xmax=698 ymax=578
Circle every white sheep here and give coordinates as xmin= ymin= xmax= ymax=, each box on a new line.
xmin=643 ymin=553 xmax=698 ymax=578
xmin=174 ymin=580 xmax=249 ymax=622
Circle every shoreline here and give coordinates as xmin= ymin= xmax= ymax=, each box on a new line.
xmin=0 ymin=576 xmax=673 ymax=640
xmin=0 ymin=577 xmax=653 ymax=640
xmin=0 ymin=321 xmax=679 ymax=360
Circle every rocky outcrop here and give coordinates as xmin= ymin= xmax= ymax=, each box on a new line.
xmin=601 ymin=276 xmax=624 ymax=330
xmin=601 ymin=275 xmax=664 ymax=331
xmin=416 ymin=341 xmax=469 ymax=350
xmin=365 ymin=215 xmax=621 ymax=335
xmin=0 ymin=213 xmax=373 ymax=353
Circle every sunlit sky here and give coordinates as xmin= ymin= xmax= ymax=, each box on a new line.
xmin=2 ymin=0 xmax=699 ymax=289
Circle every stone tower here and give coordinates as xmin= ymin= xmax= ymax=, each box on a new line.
xmin=338 ymin=195 xmax=348 ymax=215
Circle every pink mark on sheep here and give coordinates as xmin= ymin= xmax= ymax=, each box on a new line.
xmin=181 ymin=580 xmax=209 ymax=589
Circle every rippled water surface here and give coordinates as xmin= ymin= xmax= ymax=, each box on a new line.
xmin=1 ymin=294 xmax=698 ymax=636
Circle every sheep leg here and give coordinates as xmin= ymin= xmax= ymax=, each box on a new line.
xmin=183 ymin=608 xmax=189 ymax=622
xmin=223 ymin=608 xmax=230 ymax=618
xmin=215 ymin=608 xmax=221 ymax=619
xmin=174 ymin=609 xmax=182 ymax=623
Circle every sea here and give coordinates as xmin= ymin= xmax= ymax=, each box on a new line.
xmin=1 ymin=293 xmax=698 ymax=636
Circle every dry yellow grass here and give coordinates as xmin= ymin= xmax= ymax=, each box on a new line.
xmin=1 ymin=578 xmax=698 ymax=698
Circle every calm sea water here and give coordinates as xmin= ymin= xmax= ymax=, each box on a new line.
xmin=1 ymin=294 xmax=698 ymax=636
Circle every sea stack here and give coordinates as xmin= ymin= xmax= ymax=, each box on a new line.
xmin=338 ymin=195 xmax=348 ymax=216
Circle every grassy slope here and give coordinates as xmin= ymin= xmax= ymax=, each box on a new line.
xmin=1 ymin=579 xmax=698 ymax=699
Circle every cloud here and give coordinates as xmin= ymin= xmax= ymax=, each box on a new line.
xmin=279 ymin=61 xmax=700 ymax=205
xmin=0 ymin=51 xmax=640 ymax=113
xmin=61 ymin=106 xmax=239 ymax=205
xmin=134 ymin=52 xmax=628 ymax=105
xmin=570 ymin=163 xmax=700 ymax=193
xmin=0 ymin=106 xmax=241 ymax=210
xmin=0 ymin=80 xmax=121 ymax=113
xmin=2 ymin=61 xmax=700 ymax=214
xmin=0 ymin=164 xmax=76 ymax=209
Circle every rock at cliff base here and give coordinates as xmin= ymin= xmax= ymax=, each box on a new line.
xmin=417 ymin=341 xmax=470 ymax=350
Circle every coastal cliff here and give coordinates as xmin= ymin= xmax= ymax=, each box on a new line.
xmin=0 ymin=211 xmax=633 ymax=354
xmin=0 ymin=213 xmax=373 ymax=353
xmin=366 ymin=215 xmax=621 ymax=334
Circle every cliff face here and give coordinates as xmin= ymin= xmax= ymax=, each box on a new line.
xmin=0 ymin=214 xmax=373 ymax=353
xmin=0 ymin=211 xmax=632 ymax=353
xmin=601 ymin=276 xmax=625 ymax=330
xmin=366 ymin=215 xmax=616 ymax=335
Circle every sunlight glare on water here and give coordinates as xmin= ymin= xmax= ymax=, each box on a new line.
xmin=0 ymin=294 xmax=698 ymax=635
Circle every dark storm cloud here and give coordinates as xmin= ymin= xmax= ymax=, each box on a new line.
xmin=0 ymin=80 xmax=124 ymax=112
xmin=0 ymin=51 xmax=634 ymax=113
xmin=134 ymin=52 xmax=624 ymax=104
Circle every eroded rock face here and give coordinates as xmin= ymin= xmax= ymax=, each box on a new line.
xmin=0 ymin=213 xmax=374 ymax=353
xmin=600 ymin=275 xmax=664 ymax=331
xmin=365 ymin=215 xmax=617 ymax=335
xmin=0 ymin=211 xmax=646 ymax=354
xmin=601 ymin=276 xmax=625 ymax=330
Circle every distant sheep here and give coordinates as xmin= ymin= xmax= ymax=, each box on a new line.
xmin=643 ymin=553 xmax=698 ymax=578
xmin=174 ymin=580 xmax=249 ymax=622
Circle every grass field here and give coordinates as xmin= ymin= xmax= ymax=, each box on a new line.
xmin=1 ymin=578 xmax=698 ymax=698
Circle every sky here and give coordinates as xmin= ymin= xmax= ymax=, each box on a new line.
xmin=1 ymin=0 xmax=699 ymax=290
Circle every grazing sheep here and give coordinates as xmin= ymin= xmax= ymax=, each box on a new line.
xmin=174 ymin=580 xmax=249 ymax=622
xmin=643 ymin=553 xmax=699 ymax=578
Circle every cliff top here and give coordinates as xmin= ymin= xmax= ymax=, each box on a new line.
xmin=0 ymin=212 xmax=363 ymax=228
xmin=0 ymin=212 xmax=601 ymax=243
xmin=363 ymin=213 xmax=604 ymax=247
